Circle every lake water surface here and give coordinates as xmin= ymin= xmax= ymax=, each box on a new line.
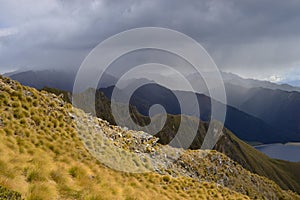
xmin=255 ymin=143 xmax=300 ymax=162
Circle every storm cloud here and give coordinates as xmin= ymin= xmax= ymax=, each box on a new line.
xmin=0 ymin=0 xmax=299 ymax=81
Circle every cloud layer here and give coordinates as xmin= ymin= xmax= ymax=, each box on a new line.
xmin=0 ymin=0 xmax=299 ymax=80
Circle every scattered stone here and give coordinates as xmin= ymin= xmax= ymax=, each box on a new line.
xmin=69 ymin=113 xmax=76 ymax=119
xmin=23 ymin=90 xmax=33 ymax=97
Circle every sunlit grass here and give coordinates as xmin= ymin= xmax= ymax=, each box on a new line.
xmin=0 ymin=75 xmax=297 ymax=200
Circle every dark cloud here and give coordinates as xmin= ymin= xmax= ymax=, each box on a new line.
xmin=0 ymin=0 xmax=299 ymax=81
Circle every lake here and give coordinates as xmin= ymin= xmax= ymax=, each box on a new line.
xmin=255 ymin=143 xmax=300 ymax=162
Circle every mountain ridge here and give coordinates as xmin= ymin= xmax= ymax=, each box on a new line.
xmin=5 ymin=70 xmax=300 ymax=140
xmin=42 ymin=85 xmax=300 ymax=195
xmin=1 ymin=75 xmax=300 ymax=199
xmin=99 ymin=84 xmax=298 ymax=143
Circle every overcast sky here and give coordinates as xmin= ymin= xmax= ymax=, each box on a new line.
xmin=0 ymin=0 xmax=299 ymax=83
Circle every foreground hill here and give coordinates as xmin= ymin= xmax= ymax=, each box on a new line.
xmin=0 ymin=77 xmax=299 ymax=199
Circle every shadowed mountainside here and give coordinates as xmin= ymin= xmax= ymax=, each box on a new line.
xmin=99 ymin=84 xmax=298 ymax=143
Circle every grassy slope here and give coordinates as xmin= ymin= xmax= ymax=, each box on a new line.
xmin=152 ymin=114 xmax=300 ymax=194
xmin=1 ymin=77 xmax=299 ymax=199
xmin=0 ymin=76 xmax=251 ymax=199
xmin=72 ymin=107 xmax=298 ymax=199
xmin=215 ymin=131 xmax=300 ymax=193
xmin=59 ymin=88 xmax=300 ymax=195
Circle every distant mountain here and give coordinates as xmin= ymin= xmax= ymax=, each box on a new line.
xmin=188 ymin=72 xmax=300 ymax=93
xmin=285 ymin=80 xmax=300 ymax=87
xmin=222 ymin=83 xmax=300 ymax=133
xmin=222 ymin=72 xmax=300 ymax=92
xmin=4 ymin=69 xmax=117 ymax=92
xmin=99 ymin=83 xmax=298 ymax=144
xmin=4 ymin=70 xmax=75 ymax=91
xmin=6 ymin=69 xmax=300 ymax=142
xmin=5 ymin=69 xmax=300 ymax=93
xmin=122 ymin=74 xmax=300 ymax=138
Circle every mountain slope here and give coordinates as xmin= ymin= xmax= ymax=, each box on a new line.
xmin=123 ymin=74 xmax=300 ymax=137
xmin=99 ymin=84 xmax=296 ymax=143
xmin=223 ymin=83 xmax=300 ymax=135
xmin=44 ymin=86 xmax=300 ymax=195
xmin=5 ymin=69 xmax=117 ymax=92
xmin=6 ymin=70 xmax=300 ymax=142
xmin=188 ymin=72 xmax=300 ymax=93
xmin=6 ymin=70 xmax=76 ymax=91
xmin=238 ymin=87 xmax=300 ymax=134
xmin=1 ymin=76 xmax=299 ymax=199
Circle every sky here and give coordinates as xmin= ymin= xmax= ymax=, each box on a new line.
xmin=0 ymin=0 xmax=300 ymax=84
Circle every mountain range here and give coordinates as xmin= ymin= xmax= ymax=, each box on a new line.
xmin=1 ymin=74 xmax=300 ymax=199
xmin=4 ymin=69 xmax=300 ymax=145
xmin=99 ymin=84 xmax=297 ymax=144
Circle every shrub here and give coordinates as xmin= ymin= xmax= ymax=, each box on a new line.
xmin=11 ymin=91 xmax=22 ymax=99
xmin=26 ymin=168 xmax=45 ymax=182
xmin=11 ymin=101 xmax=20 ymax=108
xmin=32 ymin=115 xmax=41 ymax=126
xmin=27 ymin=184 xmax=54 ymax=200
xmin=13 ymin=108 xmax=25 ymax=119
xmin=32 ymin=100 xmax=38 ymax=107
xmin=162 ymin=175 xmax=171 ymax=183
xmin=4 ymin=128 xmax=13 ymax=136
xmin=24 ymin=129 xmax=31 ymax=137
xmin=0 ymin=186 xmax=22 ymax=200
xmin=49 ymin=102 xmax=56 ymax=107
xmin=51 ymin=118 xmax=58 ymax=128
xmin=50 ymin=169 xmax=65 ymax=184
xmin=22 ymin=103 xmax=29 ymax=110
xmin=26 ymin=96 xmax=33 ymax=103
xmin=20 ymin=118 xmax=26 ymax=125
xmin=0 ymin=94 xmax=9 ymax=106
xmin=2 ymin=98 xmax=9 ymax=106
xmin=68 ymin=166 xmax=86 ymax=179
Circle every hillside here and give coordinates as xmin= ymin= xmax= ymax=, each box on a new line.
xmin=8 ymin=70 xmax=300 ymax=143
xmin=1 ymin=77 xmax=299 ymax=199
xmin=99 ymin=84 xmax=296 ymax=143
xmin=222 ymin=83 xmax=300 ymax=135
xmin=48 ymin=86 xmax=300 ymax=194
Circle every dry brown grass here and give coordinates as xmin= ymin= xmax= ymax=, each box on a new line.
xmin=0 ymin=76 xmax=249 ymax=199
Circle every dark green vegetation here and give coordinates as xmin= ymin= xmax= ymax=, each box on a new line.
xmin=40 ymin=87 xmax=71 ymax=103
xmin=215 ymin=130 xmax=300 ymax=193
xmin=42 ymin=86 xmax=300 ymax=195
xmin=0 ymin=186 xmax=22 ymax=200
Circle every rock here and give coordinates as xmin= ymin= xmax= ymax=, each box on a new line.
xmin=23 ymin=90 xmax=33 ymax=97
xmin=68 ymin=113 xmax=76 ymax=119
